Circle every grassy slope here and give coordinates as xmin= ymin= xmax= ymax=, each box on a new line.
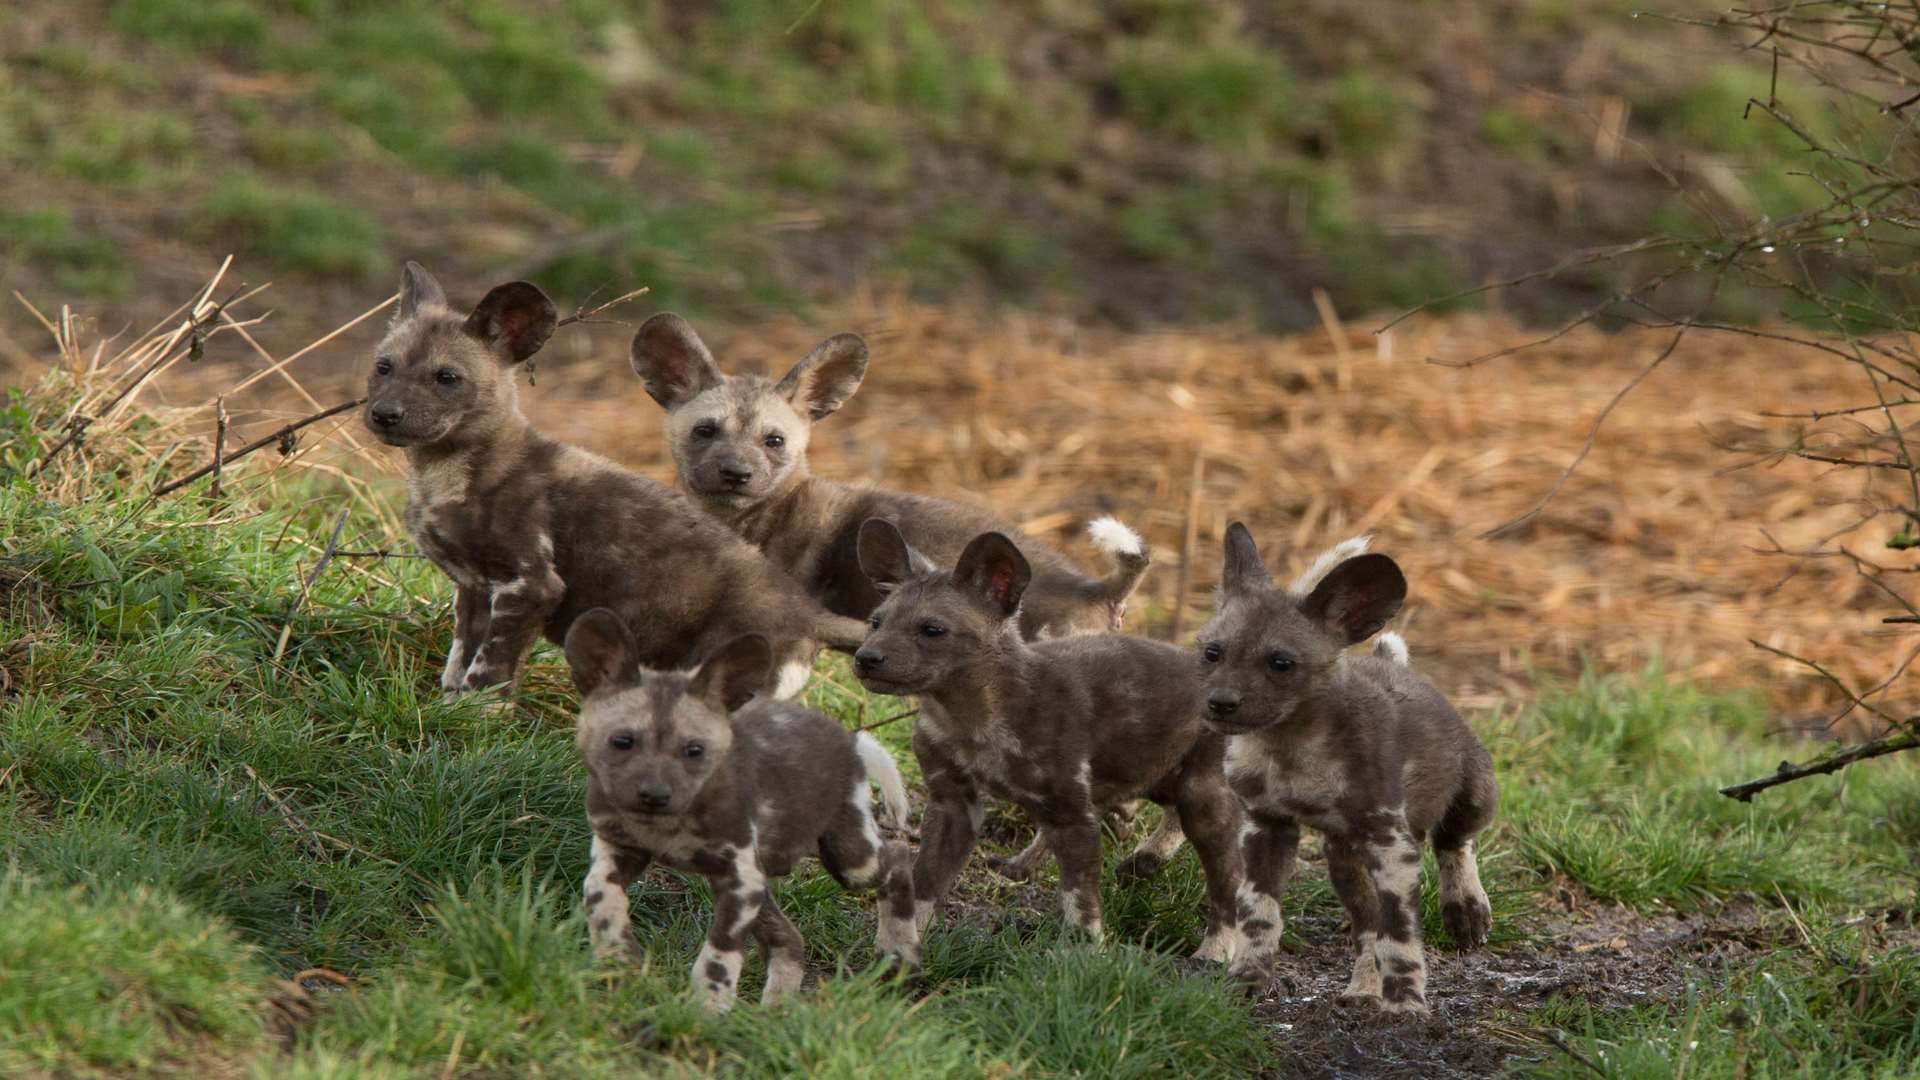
xmin=0 ymin=0 xmax=1865 ymax=341
xmin=3 ymin=404 xmax=1918 ymax=1075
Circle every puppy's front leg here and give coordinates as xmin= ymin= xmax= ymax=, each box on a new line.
xmin=442 ymin=585 xmax=491 ymax=695
xmin=909 ymin=752 xmax=983 ymax=934
xmin=1363 ymin=811 xmax=1428 ymax=1014
xmin=583 ymin=834 xmax=647 ymax=959
xmin=462 ymin=559 xmax=564 ymax=691
xmin=694 ymin=851 xmax=768 ymax=1013
xmin=1044 ymin=812 xmax=1105 ymax=941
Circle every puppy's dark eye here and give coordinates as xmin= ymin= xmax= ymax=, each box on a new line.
xmin=1202 ymin=643 xmax=1223 ymax=663
xmin=684 ymin=742 xmax=705 ymax=759
xmin=763 ymin=433 xmax=785 ymax=449
xmin=692 ymin=422 xmax=718 ymax=439
xmin=374 ymin=359 xmax=393 ymax=376
xmin=921 ymin=623 xmax=946 ymax=638
xmin=868 ymin=614 xmax=883 ymax=629
xmin=1268 ymin=653 xmax=1295 ymax=673
xmin=608 ymin=733 xmax=635 ymax=750
xmin=434 ymin=369 xmax=461 ymax=386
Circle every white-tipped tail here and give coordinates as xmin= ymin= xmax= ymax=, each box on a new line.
xmin=854 ymin=731 xmax=912 ymax=831
xmin=1288 ymin=535 xmax=1372 ymax=596
xmin=1373 ymin=631 xmax=1410 ymax=666
xmin=1086 ymin=515 xmax=1144 ymax=557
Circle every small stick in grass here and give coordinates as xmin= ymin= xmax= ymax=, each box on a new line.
xmin=150 ymin=397 xmax=365 ymax=498
xmin=273 ymin=509 xmax=350 ymax=662
xmin=1166 ymin=453 xmax=1205 ymax=643
xmin=209 ymin=396 xmax=229 ymax=499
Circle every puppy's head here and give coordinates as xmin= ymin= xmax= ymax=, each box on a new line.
xmin=363 ymin=262 xmax=556 ymax=450
xmin=563 ymin=609 xmax=773 ymax=817
xmin=630 ymin=313 xmax=867 ymax=509
xmin=851 ymin=520 xmax=1028 ymax=696
xmin=1196 ymin=523 xmax=1405 ymax=733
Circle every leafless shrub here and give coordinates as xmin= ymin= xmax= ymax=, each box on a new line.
xmin=1393 ymin=2 xmax=1920 ymax=795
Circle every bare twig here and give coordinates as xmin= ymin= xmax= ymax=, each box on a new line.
xmin=210 ymin=396 xmax=229 ymax=499
xmin=273 ymin=509 xmax=350 ymax=662
xmin=1720 ymin=721 xmax=1920 ymax=800
xmin=243 ymin=763 xmax=433 ymax=887
xmin=857 ymin=708 xmax=919 ymax=734
xmin=1482 ymin=325 xmax=1688 ymax=539
xmin=150 ymin=398 xmax=365 ymax=498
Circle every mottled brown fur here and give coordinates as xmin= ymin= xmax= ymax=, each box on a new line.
xmin=629 ymin=313 xmax=1151 ymax=638
xmin=1196 ymin=523 xmax=1498 ymax=1012
xmin=361 ymin=264 xmax=867 ymax=698
xmin=565 ymin=610 xmax=918 ymax=1011
xmin=852 ymin=520 xmax=1252 ymax=964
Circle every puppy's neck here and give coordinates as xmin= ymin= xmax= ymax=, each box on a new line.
xmin=404 ymin=408 xmax=536 ymax=477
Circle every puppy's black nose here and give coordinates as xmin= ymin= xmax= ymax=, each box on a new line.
xmin=1206 ymin=694 xmax=1240 ymax=718
xmin=718 ymin=463 xmax=753 ymax=488
xmin=636 ymin=783 xmax=672 ymax=810
xmin=369 ymin=402 xmax=405 ymax=428
xmin=853 ymin=650 xmax=884 ymax=676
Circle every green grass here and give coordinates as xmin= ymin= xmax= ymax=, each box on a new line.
xmin=3 ymin=396 xmax=1916 ymax=1075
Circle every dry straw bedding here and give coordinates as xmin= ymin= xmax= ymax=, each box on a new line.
xmin=20 ymin=280 xmax=1917 ymax=730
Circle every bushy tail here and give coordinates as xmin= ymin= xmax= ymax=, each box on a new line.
xmin=854 ymin=731 xmax=912 ymax=831
xmin=1086 ymin=515 xmax=1152 ymax=628
xmin=1372 ymin=631 xmax=1410 ymax=666
xmin=1287 ymin=534 xmax=1372 ymax=597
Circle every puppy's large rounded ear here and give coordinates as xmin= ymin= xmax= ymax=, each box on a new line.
xmin=563 ymin=608 xmax=641 ymax=697
xmin=858 ymin=518 xmax=929 ymax=593
xmin=775 ymin=333 xmax=868 ymax=421
xmin=465 ymin=281 xmax=557 ymax=364
xmin=692 ymin=634 xmax=774 ymax=713
xmin=396 ymin=261 xmax=447 ymax=322
xmin=1298 ymin=554 xmax=1406 ymax=645
xmin=1220 ymin=522 xmax=1270 ymax=597
xmin=630 ymin=313 xmax=723 ymax=410
xmin=954 ymin=532 xmax=1031 ymax=618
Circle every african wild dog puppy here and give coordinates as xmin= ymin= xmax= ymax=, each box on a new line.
xmin=628 ymin=313 xmax=1152 ymax=639
xmin=853 ymin=521 xmax=1256 ymax=966
xmin=1196 ymin=525 xmax=1497 ymax=1013
xmin=565 ymin=609 xmax=920 ymax=1012
xmin=361 ymin=263 xmax=868 ymax=698
xmin=630 ymin=312 xmax=1176 ymax=875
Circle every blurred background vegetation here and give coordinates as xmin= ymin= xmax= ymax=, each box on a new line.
xmin=0 ymin=0 xmax=1885 ymax=340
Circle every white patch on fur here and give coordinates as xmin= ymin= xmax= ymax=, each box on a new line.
xmin=839 ymin=781 xmax=883 ymax=886
xmin=913 ymin=898 xmax=936 ymax=935
xmin=1224 ymin=731 xmax=1350 ymax=833
xmin=441 ymin=637 xmax=467 ymax=691
xmin=583 ymin=835 xmax=635 ymax=958
xmin=1287 ymin=535 xmax=1372 ymax=597
xmin=1438 ymin=840 xmax=1488 ymax=912
xmin=876 ymin=900 xmax=920 ymax=965
xmin=488 ymin=577 xmax=529 ymax=613
xmin=773 ymin=660 xmax=811 ymax=700
xmin=727 ymin=834 xmax=766 ymax=938
xmin=761 ymin=950 xmax=805 ymax=1004
xmin=1233 ymin=879 xmax=1284 ymax=966
xmin=1344 ymin=931 xmax=1382 ymax=999
xmin=692 ymin=942 xmax=742 ymax=1013
xmin=1086 ymin=515 xmax=1144 ymax=557
xmin=1373 ymin=631 xmax=1410 ymax=665
xmin=853 ymin=731 xmax=913 ymax=831
xmin=1060 ymin=887 xmax=1102 ymax=940
xmin=1136 ymin=811 xmax=1185 ymax=861
xmin=1368 ymin=824 xmax=1428 ymax=1013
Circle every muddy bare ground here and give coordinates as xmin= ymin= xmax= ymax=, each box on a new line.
xmin=937 ymin=839 xmax=1774 ymax=1079
xmin=1241 ymin=889 xmax=1774 ymax=1079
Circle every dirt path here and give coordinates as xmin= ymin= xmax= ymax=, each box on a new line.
xmin=1251 ymin=892 xmax=1770 ymax=1078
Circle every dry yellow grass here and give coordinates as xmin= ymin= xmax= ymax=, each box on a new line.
xmin=17 ymin=280 xmax=1917 ymax=730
